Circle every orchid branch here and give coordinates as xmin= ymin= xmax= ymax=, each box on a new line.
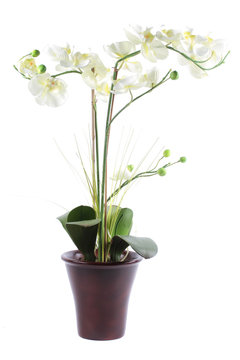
xmin=13 ymin=65 xmax=31 ymax=80
xmin=107 ymin=159 xmax=183 ymax=202
xmin=166 ymin=45 xmax=230 ymax=71
xmin=52 ymin=70 xmax=82 ymax=77
xmin=109 ymin=69 xmax=172 ymax=126
xmin=91 ymin=89 xmax=98 ymax=213
xmin=98 ymin=67 xmax=117 ymax=261
xmin=116 ymin=50 xmax=141 ymax=66
xmin=13 ymin=65 xmax=82 ymax=80
xmin=99 ymin=50 xmax=141 ymax=262
xmin=93 ymin=101 xmax=100 ymax=213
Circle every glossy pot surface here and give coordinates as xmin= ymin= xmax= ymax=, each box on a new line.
xmin=62 ymin=250 xmax=142 ymax=340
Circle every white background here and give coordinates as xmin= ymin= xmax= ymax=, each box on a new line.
xmin=1 ymin=1 xmax=239 ymax=359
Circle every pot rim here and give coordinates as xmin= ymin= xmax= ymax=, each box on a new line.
xmin=61 ymin=250 xmax=143 ymax=268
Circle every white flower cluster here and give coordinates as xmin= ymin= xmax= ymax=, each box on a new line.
xmin=17 ymin=25 xmax=226 ymax=107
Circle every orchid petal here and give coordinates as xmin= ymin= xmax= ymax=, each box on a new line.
xmin=124 ymin=29 xmax=141 ymax=45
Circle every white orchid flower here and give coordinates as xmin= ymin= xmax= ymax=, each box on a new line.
xmin=125 ymin=25 xmax=168 ymax=62
xmin=95 ymin=72 xmax=112 ymax=101
xmin=195 ymin=37 xmax=226 ymax=68
xmin=71 ymin=52 xmax=90 ymax=69
xmin=28 ymin=73 xmax=67 ymax=107
xmin=156 ymin=28 xmax=183 ymax=46
xmin=180 ymin=31 xmax=211 ymax=59
xmin=95 ymin=81 xmax=111 ymax=102
xmin=186 ymin=31 xmax=224 ymax=60
xmin=188 ymin=63 xmax=207 ymax=79
xmin=143 ymin=67 xmax=160 ymax=87
xmin=104 ymin=41 xmax=142 ymax=73
xmin=123 ymin=60 xmax=142 ymax=73
xmin=125 ymin=25 xmax=154 ymax=45
xmin=142 ymin=39 xmax=168 ymax=62
xmin=175 ymin=30 xmax=225 ymax=78
xmin=113 ymin=74 xmax=146 ymax=94
xmin=19 ymin=57 xmax=38 ymax=77
xmin=104 ymin=41 xmax=136 ymax=58
xmin=81 ymin=53 xmax=110 ymax=89
xmin=47 ymin=44 xmax=89 ymax=71
xmin=47 ymin=44 xmax=71 ymax=67
xmin=171 ymin=31 xmax=208 ymax=78
xmin=87 ymin=53 xmax=109 ymax=77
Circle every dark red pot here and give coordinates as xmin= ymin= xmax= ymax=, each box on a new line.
xmin=61 ymin=250 xmax=142 ymax=341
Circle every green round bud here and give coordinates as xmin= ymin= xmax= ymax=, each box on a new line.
xmin=37 ymin=64 xmax=47 ymax=74
xmin=163 ymin=149 xmax=171 ymax=157
xmin=127 ymin=164 xmax=134 ymax=172
xmin=180 ymin=156 xmax=187 ymax=163
xmin=170 ymin=71 xmax=179 ymax=80
xmin=31 ymin=49 xmax=40 ymax=57
xmin=157 ymin=168 xmax=167 ymax=176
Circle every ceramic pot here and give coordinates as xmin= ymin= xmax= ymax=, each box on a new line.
xmin=62 ymin=250 xmax=142 ymax=340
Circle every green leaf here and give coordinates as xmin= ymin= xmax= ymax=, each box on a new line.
xmin=68 ymin=219 xmax=101 ymax=227
xmin=114 ymin=207 xmax=133 ymax=236
xmin=110 ymin=235 xmax=158 ymax=262
xmin=107 ymin=205 xmax=120 ymax=231
xmin=57 ymin=205 xmax=96 ymax=231
xmin=66 ymin=219 xmax=101 ymax=261
xmin=110 ymin=236 xmax=130 ymax=262
xmin=57 ymin=205 xmax=99 ymax=261
xmin=107 ymin=206 xmax=133 ymax=237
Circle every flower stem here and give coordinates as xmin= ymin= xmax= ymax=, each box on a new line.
xmin=107 ymin=171 xmax=155 ymax=202
xmin=19 ymin=53 xmax=32 ymax=61
xmin=98 ymin=50 xmax=142 ymax=262
xmin=99 ymin=68 xmax=118 ymax=261
xmin=13 ymin=66 xmax=83 ymax=80
xmin=52 ymin=70 xmax=82 ymax=77
xmin=116 ymin=50 xmax=141 ymax=66
xmin=91 ymin=89 xmax=97 ymax=211
xmin=103 ymin=88 xmax=117 ymax=261
xmin=166 ymin=45 xmax=230 ymax=71
xmin=107 ymin=160 xmax=182 ymax=202
xmin=13 ymin=65 xmax=31 ymax=80
xmin=98 ymin=102 xmax=112 ymax=260
xmin=109 ymin=69 xmax=172 ymax=126
xmin=94 ymin=101 xmax=100 ymax=213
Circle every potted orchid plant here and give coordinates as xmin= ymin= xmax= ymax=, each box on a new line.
xmin=14 ymin=25 xmax=229 ymax=340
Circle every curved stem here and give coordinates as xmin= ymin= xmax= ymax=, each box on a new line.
xmin=52 ymin=70 xmax=82 ymax=77
xmin=14 ymin=66 xmax=83 ymax=80
xmin=13 ymin=65 xmax=31 ymax=80
xmin=109 ymin=69 xmax=172 ymax=126
xmin=151 ymin=156 xmax=164 ymax=171
xmin=107 ymin=160 xmax=182 ymax=202
xmin=19 ymin=53 xmax=32 ymax=61
xmin=166 ymin=45 xmax=230 ymax=71
xmin=116 ymin=50 xmax=141 ymax=66
xmin=107 ymin=170 xmax=156 ymax=202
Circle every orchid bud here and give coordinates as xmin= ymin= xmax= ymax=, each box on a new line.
xmin=37 ymin=64 xmax=47 ymax=74
xmin=163 ymin=149 xmax=171 ymax=157
xmin=180 ymin=156 xmax=187 ymax=163
xmin=170 ymin=71 xmax=179 ymax=80
xmin=31 ymin=49 xmax=40 ymax=57
xmin=157 ymin=168 xmax=167 ymax=176
xmin=127 ymin=164 xmax=134 ymax=172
